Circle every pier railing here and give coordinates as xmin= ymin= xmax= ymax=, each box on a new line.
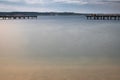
xmin=86 ymin=14 xmax=120 ymax=20
xmin=0 ymin=15 xmax=37 ymax=20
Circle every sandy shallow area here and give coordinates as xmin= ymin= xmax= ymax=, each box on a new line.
xmin=0 ymin=65 xmax=120 ymax=80
xmin=0 ymin=18 xmax=120 ymax=80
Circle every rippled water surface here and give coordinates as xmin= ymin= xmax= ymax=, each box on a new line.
xmin=0 ymin=16 xmax=120 ymax=80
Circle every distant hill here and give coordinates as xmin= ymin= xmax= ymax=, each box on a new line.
xmin=0 ymin=12 xmax=83 ymax=16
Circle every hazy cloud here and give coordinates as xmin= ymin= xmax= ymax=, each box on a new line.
xmin=0 ymin=0 xmax=120 ymax=13
xmin=24 ymin=0 xmax=49 ymax=4
xmin=1 ymin=0 xmax=120 ymax=4
xmin=102 ymin=0 xmax=120 ymax=3
xmin=53 ymin=0 xmax=88 ymax=4
xmin=0 ymin=0 xmax=21 ymax=2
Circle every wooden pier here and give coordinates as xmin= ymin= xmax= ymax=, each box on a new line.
xmin=0 ymin=15 xmax=37 ymax=20
xmin=86 ymin=14 xmax=120 ymax=20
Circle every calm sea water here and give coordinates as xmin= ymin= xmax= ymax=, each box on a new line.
xmin=0 ymin=15 xmax=120 ymax=80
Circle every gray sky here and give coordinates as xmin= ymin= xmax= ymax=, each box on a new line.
xmin=0 ymin=0 xmax=120 ymax=13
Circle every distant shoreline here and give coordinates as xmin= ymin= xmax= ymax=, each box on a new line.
xmin=0 ymin=12 xmax=120 ymax=16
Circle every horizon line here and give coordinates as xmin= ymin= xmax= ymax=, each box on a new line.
xmin=0 ymin=11 xmax=120 ymax=14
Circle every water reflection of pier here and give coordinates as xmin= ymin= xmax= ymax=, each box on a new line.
xmin=86 ymin=14 xmax=120 ymax=20
xmin=0 ymin=15 xmax=37 ymax=20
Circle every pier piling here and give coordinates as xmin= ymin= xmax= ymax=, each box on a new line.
xmin=86 ymin=14 xmax=120 ymax=20
xmin=0 ymin=15 xmax=37 ymax=20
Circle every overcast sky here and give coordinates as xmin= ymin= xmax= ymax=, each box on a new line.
xmin=0 ymin=0 xmax=120 ymax=13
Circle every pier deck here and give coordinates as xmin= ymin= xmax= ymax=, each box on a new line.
xmin=86 ymin=14 xmax=120 ymax=20
xmin=0 ymin=15 xmax=37 ymax=20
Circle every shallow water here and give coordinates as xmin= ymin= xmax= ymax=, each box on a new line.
xmin=0 ymin=16 xmax=120 ymax=80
